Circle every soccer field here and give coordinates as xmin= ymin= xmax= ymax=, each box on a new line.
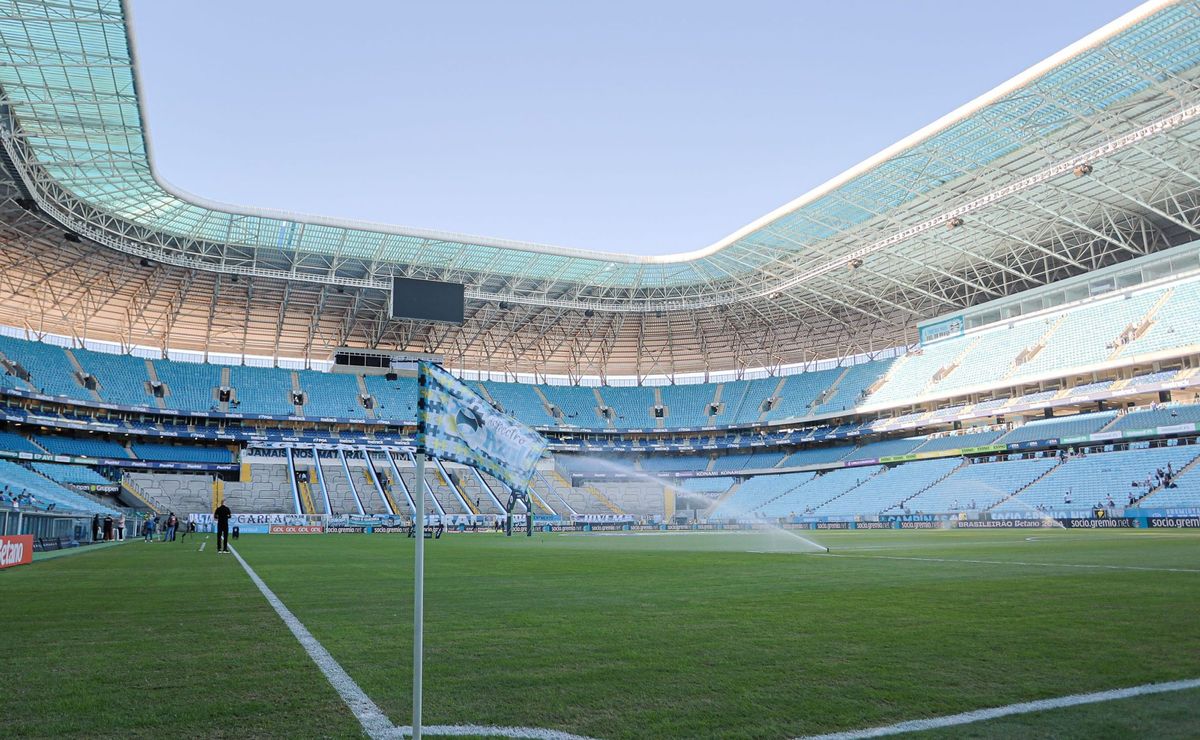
xmin=4 ymin=529 xmax=1199 ymax=739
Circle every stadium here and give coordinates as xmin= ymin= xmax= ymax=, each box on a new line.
xmin=2 ymin=0 xmax=1200 ymax=738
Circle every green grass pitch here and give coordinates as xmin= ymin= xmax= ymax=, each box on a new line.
xmin=2 ymin=529 xmax=1198 ymax=738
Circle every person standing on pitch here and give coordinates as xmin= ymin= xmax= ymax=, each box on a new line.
xmin=214 ymin=501 xmax=232 ymax=553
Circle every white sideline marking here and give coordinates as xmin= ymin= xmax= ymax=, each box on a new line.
xmin=231 ymin=546 xmax=599 ymax=740
xmin=823 ymin=553 xmax=1200 ymax=574
xmin=198 ymin=541 xmax=206 ymax=552
xmin=231 ymin=545 xmax=397 ymax=739
xmin=796 ymin=677 xmax=1200 ymax=739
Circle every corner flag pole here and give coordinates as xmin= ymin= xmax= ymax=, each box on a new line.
xmin=412 ymin=450 xmax=426 ymax=739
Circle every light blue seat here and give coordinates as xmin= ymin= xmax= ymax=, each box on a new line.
xmin=996 ymin=446 xmax=1200 ymax=511
xmin=153 ymin=359 xmax=222 ymax=411
xmin=296 ymin=370 xmax=364 ymax=417
xmin=0 ymin=459 xmax=118 ymax=514
xmin=844 ymin=437 xmax=925 ymax=462
xmin=818 ymin=458 xmax=960 ymax=515
xmin=0 ymin=335 xmax=91 ymax=400
xmin=779 ymin=446 xmax=854 ymax=467
xmin=710 ymin=472 xmax=815 ymax=519
xmin=35 ymin=435 xmax=130 ymax=458
xmin=131 ymin=442 xmax=233 ymax=463
xmin=598 ymin=385 xmax=656 ymax=429
xmin=814 ymin=360 xmax=894 ymax=415
xmin=914 ymin=429 xmax=1004 ymax=453
xmin=74 ymin=348 xmax=153 ymax=406
xmin=540 ymin=386 xmax=602 ymax=427
xmin=31 ymin=462 xmax=111 ymax=485
xmin=479 ymin=381 xmax=556 ymax=426
xmin=774 ymin=466 xmax=884 ymax=516
xmin=902 ymin=457 xmax=1059 ymax=513
xmin=364 ymin=374 xmax=419 ymax=422
xmin=659 ymin=382 xmax=717 ymax=427
xmin=996 ymin=410 xmax=1117 ymax=444
xmin=0 ymin=430 xmax=42 ymax=454
xmin=228 ymin=366 xmax=296 ymax=416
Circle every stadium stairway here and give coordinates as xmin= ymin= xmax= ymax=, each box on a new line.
xmin=284 ymin=448 xmax=309 ymax=514
xmin=362 ymin=454 xmax=400 ymax=515
xmin=62 ymin=348 xmax=103 ymax=403
xmin=924 ymin=336 xmax=983 ymax=396
xmin=394 ymin=452 xmax=458 ymax=516
xmin=583 ymin=484 xmax=627 ymax=515
xmin=892 ymin=459 xmax=969 ymax=511
xmin=219 ymin=367 xmax=231 ymax=412
xmin=526 ymin=486 xmax=556 ymax=516
xmin=143 ymin=360 xmax=168 ymax=410
xmin=355 ymin=375 xmax=376 ymax=419
xmin=530 ymin=386 xmax=558 ymax=425
xmin=703 ymin=482 xmax=742 ymax=518
xmin=389 ymin=464 xmax=421 ymax=515
xmin=1004 ymin=315 xmax=1068 ymax=380
xmin=985 ymin=458 xmax=1066 ymax=511
xmin=1133 ymin=448 xmax=1200 ymax=506
xmin=525 ymin=470 xmax=575 ymax=516
xmin=458 ymin=467 xmax=504 ymax=514
xmin=298 ymin=479 xmax=318 ymax=515
xmin=432 ymin=457 xmax=476 ymax=513
xmin=810 ymin=467 xmax=885 ymax=512
xmin=299 ymin=450 xmax=334 ymax=514
xmin=119 ymin=475 xmax=163 ymax=514
xmin=1110 ymin=287 xmax=1176 ymax=361
xmin=316 ymin=451 xmax=362 ymax=515
xmin=334 ymin=449 xmax=368 ymax=515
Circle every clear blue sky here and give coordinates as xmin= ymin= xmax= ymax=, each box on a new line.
xmin=130 ymin=0 xmax=1140 ymax=256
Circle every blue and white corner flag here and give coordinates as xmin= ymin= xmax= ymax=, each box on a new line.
xmin=416 ymin=362 xmax=548 ymax=493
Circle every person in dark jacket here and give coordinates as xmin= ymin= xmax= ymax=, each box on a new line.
xmin=214 ymin=502 xmax=232 ymax=553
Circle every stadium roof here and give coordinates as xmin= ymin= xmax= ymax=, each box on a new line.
xmin=0 ymin=0 xmax=1197 ymax=377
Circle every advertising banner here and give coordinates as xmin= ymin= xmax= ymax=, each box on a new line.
xmin=1145 ymin=516 xmax=1200 ymax=528
xmin=956 ymin=519 xmax=1054 ymax=528
xmin=268 ymin=525 xmax=324 ymax=534
xmin=1061 ymin=517 xmax=1136 ymax=528
xmin=0 ymin=534 xmax=33 ymax=569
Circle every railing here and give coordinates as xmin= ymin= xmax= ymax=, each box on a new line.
xmin=0 ymin=508 xmax=151 ymax=543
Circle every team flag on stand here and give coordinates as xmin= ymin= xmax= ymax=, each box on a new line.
xmin=415 ymin=361 xmax=548 ymax=492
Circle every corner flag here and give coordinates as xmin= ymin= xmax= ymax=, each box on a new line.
xmin=415 ymin=361 xmax=547 ymax=492
xmin=409 ymin=362 xmax=549 ymax=738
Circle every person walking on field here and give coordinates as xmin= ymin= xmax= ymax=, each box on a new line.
xmin=214 ymin=501 xmax=232 ymax=554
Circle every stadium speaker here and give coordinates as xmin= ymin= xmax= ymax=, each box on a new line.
xmin=584 ymin=309 xmax=595 ymax=318
xmin=499 ymin=301 xmax=511 ymax=310
xmin=14 ymin=197 xmax=34 ymax=211
xmin=386 ymin=372 xmax=398 ymax=381
xmin=62 ymin=232 xmax=81 ymax=243
xmin=139 ymin=258 xmax=152 ymax=267
xmin=1043 ymin=407 xmax=1053 ymax=418
xmin=1159 ymin=390 xmax=1171 ymax=403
